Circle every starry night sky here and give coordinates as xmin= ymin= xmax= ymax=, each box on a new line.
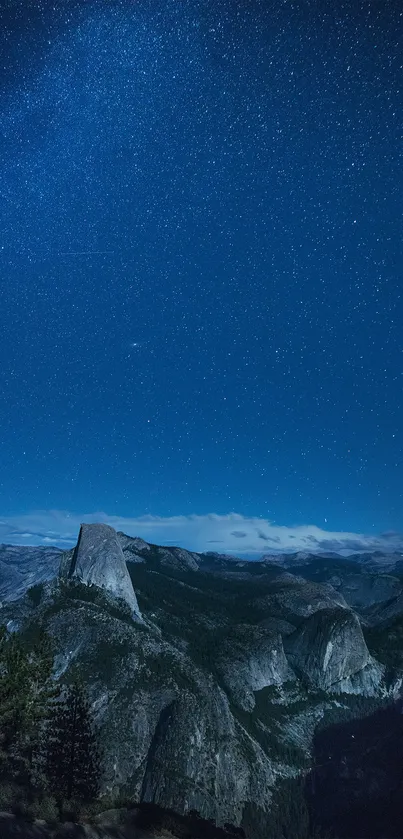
xmin=1 ymin=0 xmax=402 ymax=543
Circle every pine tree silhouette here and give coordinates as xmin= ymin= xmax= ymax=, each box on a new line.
xmin=45 ymin=681 xmax=101 ymax=802
xmin=0 ymin=625 xmax=56 ymax=791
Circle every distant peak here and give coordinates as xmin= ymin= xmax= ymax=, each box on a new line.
xmin=68 ymin=523 xmax=143 ymax=621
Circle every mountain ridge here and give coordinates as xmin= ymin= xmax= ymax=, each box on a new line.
xmin=1 ymin=524 xmax=403 ymax=838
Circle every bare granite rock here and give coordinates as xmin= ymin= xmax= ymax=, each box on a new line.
xmin=215 ymin=624 xmax=295 ymax=711
xmin=118 ymin=533 xmax=151 ymax=553
xmin=0 ymin=544 xmax=62 ymax=602
xmin=140 ymin=677 xmax=277 ymax=827
xmin=68 ymin=524 xmax=143 ymax=621
xmin=253 ymin=574 xmax=348 ymax=622
xmin=284 ymin=607 xmax=383 ymax=693
xmin=156 ymin=546 xmax=199 ymax=572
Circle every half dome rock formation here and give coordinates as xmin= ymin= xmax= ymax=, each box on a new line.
xmin=284 ymin=607 xmax=383 ymax=694
xmin=68 ymin=523 xmax=143 ymax=620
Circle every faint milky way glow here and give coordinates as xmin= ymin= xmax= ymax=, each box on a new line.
xmin=0 ymin=0 xmax=402 ymax=546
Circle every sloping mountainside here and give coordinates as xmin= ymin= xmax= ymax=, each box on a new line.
xmin=0 ymin=544 xmax=62 ymax=603
xmin=2 ymin=526 xmax=403 ymax=838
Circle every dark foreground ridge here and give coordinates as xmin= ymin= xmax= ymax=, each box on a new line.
xmin=0 ymin=803 xmax=245 ymax=839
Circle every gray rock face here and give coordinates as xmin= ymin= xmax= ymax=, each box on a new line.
xmin=68 ymin=524 xmax=142 ymax=620
xmin=44 ymin=601 xmax=278 ymax=834
xmin=140 ymin=681 xmax=276 ymax=826
xmin=156 ymin=546 xmax=199 ymax=572
xmin=0 ymin=544 xmax=62 ymax=602
xmin=364 ymin=590 xmax=403 ymax=626
xmin=118 ymin=534 xmax=200 ymax=572
xmin=117 ymin=533 xmax=151 ymax=553
xmin=261 ymin=551 xmax=403 ymax=573
xmin=285 ymin=607 xmax=381 ymax=693
xmin=215 ymin=625 xmax=295 ymax=711
xmin=253 ymin=574 xmax=348 ymax=622
xmin=311 ymin=571 xmax=402 ymax=610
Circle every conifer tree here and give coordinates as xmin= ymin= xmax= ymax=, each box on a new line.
xmin=0 ymin=626 xmax=29 ymax=777
xmin=0 ymin=625 xmax=56 ymax=791
xmin=22 ymin=629 xmax=59 ymax=791
xmin=45 ymin=680 xmax=101 ymax=802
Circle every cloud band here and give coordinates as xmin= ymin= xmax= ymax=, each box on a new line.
xmin=0 ymin=510 xmax=402 ymax=556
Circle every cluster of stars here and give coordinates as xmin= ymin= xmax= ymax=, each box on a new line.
xmin=0 ymin=0 xmax=402 ymax=532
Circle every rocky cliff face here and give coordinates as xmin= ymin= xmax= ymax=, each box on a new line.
xmin=1 ymin=527 xmax=400 ymax=839
xmin=68 ymin=524 xmax=143 ymax=620
xmin=119 ymin=534 xmax=201 ymax=573
xmin=0 ymin=544 xmax=62 ymax=602
xmin=40 ymin=592 xmax=279 ymax=833
xmin=327 ymin=572 xmax=402 ymax=609
xmin=214 ymin=625 xmax=295 ymax=711
xmin=285 ymin=607 xmax=383 ymax=693
xmin=140 ymin=681 xmax=276 ymax=825
xmin=252 ymin=574 xmax=349 ymax=623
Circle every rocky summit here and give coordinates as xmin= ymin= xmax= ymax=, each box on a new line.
xmin=284 ymin=607 xmax=383 ymax=692
xmin=68 ymin=523 xmax=143 ymax=620
xmin=1 ymin=526 xmax=403 ymax=838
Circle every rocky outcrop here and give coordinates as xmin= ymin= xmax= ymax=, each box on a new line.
xmin=215 ymin=625 xmax=295 ymax=710
xmin=140 ymin=679 xmax=276 ymax=828
xmin=118 ymin=533 xmax=151 ymax=553
xmin=0 ymin=544 xmax=62 ymax=602
xmin=253 ymin=573 xmax=348 ymax=623
xmin=311 ymin=570 xmax=402 ymax=610
xmin=359 ymin=589 xmax=403 ymax=627
xmin=118 ymin=535 xmax=200 ymax=572
xmin=68 ymin=524 xmax=143 ymax=620
xmin=156 ymin=546 xmax=199 ymax=572
xmin=44 ymin=600 xmax=278 ymax=834
xmin=285 ymin=607 xmax=383 ymax=693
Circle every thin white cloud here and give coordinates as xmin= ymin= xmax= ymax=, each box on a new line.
xmin=0 ymin=510 xmax=402 ymax=556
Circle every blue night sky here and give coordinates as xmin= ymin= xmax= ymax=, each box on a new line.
xmin=1 ymin=0 xmax=402 ymax=551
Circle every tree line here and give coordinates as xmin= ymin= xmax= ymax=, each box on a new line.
xmin=0 ymin=624 xmax=101 ymax=819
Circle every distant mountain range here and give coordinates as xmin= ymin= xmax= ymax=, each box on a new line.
xmin=2 ymin=536 xmax=403 ymax=605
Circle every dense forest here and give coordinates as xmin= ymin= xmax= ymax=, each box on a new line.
xmin=0 ymin=624 xmax=100 ymax=821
